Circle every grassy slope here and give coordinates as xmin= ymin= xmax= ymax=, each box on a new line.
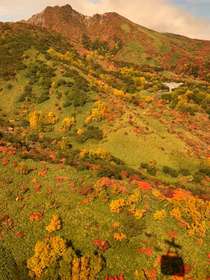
xmin=0 ymin=22 xmax=209 ymax=280
xmin=0 ymin=150 xmax=209 ymax=279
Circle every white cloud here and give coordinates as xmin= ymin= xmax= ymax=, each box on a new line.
xmin=0 ymin=0 xmax=210 ymax=40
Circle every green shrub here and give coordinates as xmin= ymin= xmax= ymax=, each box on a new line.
xmin=18 ymin=84 xmax=32 ymax=102
xmin=91 ymin=38 xmax=110 ymax=55
xmin=179 ymin=168 xmax=190 ymax=176
xmin=141 ymin=162 xmax=149 ymax=169
xmin=193 ymin=172 xmax=204 ymax=183
xmin=77 ymin=126 xmax=103 ymax=143
xmin=20 ymin=120 xmax=30 ymax=128
xmin=0 ymin=244 xmax=19 ymax=280
xmin=147 ymin=166 xmax=157 ymax=176
xmin=199 ymin=167 xmax=210 ymax=177
xmin=162 ymin=166 xmax=179 ymax=177
xmin=97 ymin=163 xmax=121 ymax=179
xmin=63 ymin=87 xmax=89 ymax=107
xmin=161 ymin=93 xmax=172 ymax=101
xmin=56 ymin=79 xmax=67 ymax=87
xmin=140 ymin=162 xmax=157 ymax=175
xmin=82 ymin=34 xmax=91 ymax=50
xmin=190 ymin=91 xmax=205 ymax=104
xmin=178 ymin=103 xmax=200 ymax=115
xmin=37 ymin=92 xmax=50 ymax=104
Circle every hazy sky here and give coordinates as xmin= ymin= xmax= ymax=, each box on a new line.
xmin=0 ymin=0 xmax=210 ymax=40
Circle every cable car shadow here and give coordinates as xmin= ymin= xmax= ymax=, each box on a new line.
xmin=161 ymin=238 xmax=185 ymax=276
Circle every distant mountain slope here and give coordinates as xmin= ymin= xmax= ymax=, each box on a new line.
xmin=0 ymin=22 xmax=72 ymax=79
xmin=28 ymin=4 xmax=210 ymax=79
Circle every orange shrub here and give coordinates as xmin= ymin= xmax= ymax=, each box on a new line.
xmin=46 ymin=214 xmax=62 ymax=233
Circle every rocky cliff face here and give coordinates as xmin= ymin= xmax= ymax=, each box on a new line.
xmin=28 ymin=4 xmax=133 ymax=46
xmin=28 ymin=5 xmax=87 ymax=44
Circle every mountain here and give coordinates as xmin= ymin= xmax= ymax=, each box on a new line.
xmin=28 ymin=4 xmax=210 ymax=79
xmin=0 ymin=6 xmax=210 ymax=280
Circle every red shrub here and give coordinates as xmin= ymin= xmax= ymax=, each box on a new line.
xmin=137 ymin=247 xmax=153 ymax=256
xmin=29 ymin=211 xmax=43 ymax=222
xmin=92 ymin=239 xmax=110 ymax=252
xmin=105 ymin=273 xmax=124 ymax=280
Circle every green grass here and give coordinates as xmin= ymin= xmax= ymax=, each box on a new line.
xmin=101 ymin=111 xmax=191 ymax=170
xmin=0 ymin=154 xmax=209 ymax=279
xmin=116 ymin=41 xmax=145 ymax=64
xmin=0 ymin=22 xmax=209 ymax=280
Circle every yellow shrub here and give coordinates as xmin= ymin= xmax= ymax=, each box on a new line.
xmin=119 ymin=67 xmax=135 ymax=77
xmin=29 ymin=111 xmax=40 ymax=129
xmin=46 ymin=112 xmax=57 ymax=125
xmin=170 ymin=207 xmax=182 ymax=220
xmin=153 ymin=209 xmax=166 ymax=221
xmin=61 ymin=117 xmax=75 ymax=132
xmin=127 ymin=190 xmax=141 ymax=206
xmin=80 ymin=148 xmax=111 ymax=160
xmin=114 ymin=232 xmax=127 ymax=241
xmin=130 ymin=208 xmax=145 ymax=219
xmin=80 ymin=256 xmax=90 ymax=280
xmin=152 ymin=189 xmax=162 ymax=199
xmin=143 ymin=96 xmax=154 ymax=103
xmin=90 ymin=148 xmax=110 ymax=160
xmin=77 ymin=128 xmax=85 ymax=136
xmin=112 ymin=88 xmax=126 ymax=98
xmin=180 ymin=197 xmax=209 ymax=238
xmin=134 ymin=76 xmax=146 ymax=88
xmin=46 ymin=215 xmax=62 ymax=233
xmin=112 ymin=222 xmax=121 ymax=229
xmin=72 ymin=257 xmax=80 ymax=280
xmin=79 ymin=148 xmax=88 ymax=159
xmin=27 ymin=236 xmax=66 ymax=278
xmin=110 ymin=199 xmax=126 ymax=213
xmin=47 ymin=48 xmax=74 ymax=63
xmin=15 ymin=162 xmax=30 ymax=175
xmin=85 ymin=101 xmax=107 ymax=124
xmin=94 ymin=80 xmax=110 ymax=92
xmin=57 ymin=137 xmax=72 ymax=150
xmin=169 ymin=195 xmax=209 ymax=238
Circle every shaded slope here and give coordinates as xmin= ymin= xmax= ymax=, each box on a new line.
xmin=0 ymin=22 xmax=72 ymax=79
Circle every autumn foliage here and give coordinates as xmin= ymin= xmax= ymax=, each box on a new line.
xmin=105 ymin=273 xmax=124 ymax=280
xmin=46 ymin=214 xmax=62 ymax=233
xmin=27 ymin=236 xmax=67 ymax=278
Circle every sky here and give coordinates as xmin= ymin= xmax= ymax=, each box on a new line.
xmin=0 ymin=0 xmax=210 ymax=40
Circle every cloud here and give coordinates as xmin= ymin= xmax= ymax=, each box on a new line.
xmin=0 ymin=0 xmax=210 ymax=40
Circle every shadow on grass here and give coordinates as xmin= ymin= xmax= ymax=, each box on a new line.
xmin=161 ymin=238 xmax=185 ymax=276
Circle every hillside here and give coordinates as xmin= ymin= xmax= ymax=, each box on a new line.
xmin=0 ymin=16 xmax=209 ymax=280
xmin=28 ymin=4 xmax=210 ymax=80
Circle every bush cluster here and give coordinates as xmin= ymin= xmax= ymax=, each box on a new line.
xmin=77 ymin=126 xmax=103 ymax=143
xmin=0 ymin=23 xmax=71 ymax=79
xmin=162 ymin=166 xmax=179 ymax=177
xmin=140 ymin=162 xmax=157 ymax=176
